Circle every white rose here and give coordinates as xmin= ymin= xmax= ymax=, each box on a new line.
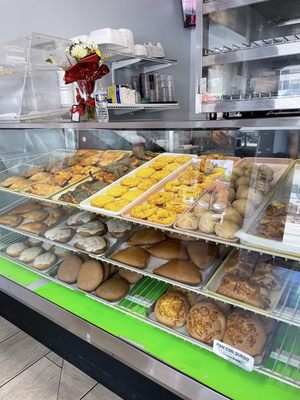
xmin=70 ymin=45 xmax=89 ymax=60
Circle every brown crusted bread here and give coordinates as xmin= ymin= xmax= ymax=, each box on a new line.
xmin=186 ymin=302 xmax=226 ymax=345
xmin=146 ymin=239 xmax=188 ymax=260
xmin=167 ymin=286 xmax=201 ymax=307
xmin=217 ymin=273 xmax=270 ymax=309
xmin=165 ymin=231 xmax=195 ymax=241
xmin=186 ymin=241 xmax=220 ymax=269
xmin=57 ymin=255 xmax=83 ymax=283
xmin=153 ymin=259 xmax=202 ymax=286
xmin=22 ymin=209 xmax=49 ymax=222
xmin=110 ymin=247 xmax=150 ymax=269
xmin=154 ymin=292 xmax=190 ymax=328
xmin=223 ymin=310 xmax=267 ymax=356
xmin=0 ymin=215 xmax=23 ymax=228
xmin=95 ymin=277 xmax=129 ymax=302
xmin=6 ymin=242 xmax=28 ymax=257
xmin=128 ymin=227 xmax=166 ymax=246
xmin=102 ymin=263 xmax=111 ymax=281
xmin=18 ymin=222 xmax=47 ymax=235
xmin=19 ymin=246 xmax=44 ymax=263
xmin=77 ymin=260 xmax=104 ymax=292
xmin=118 ymin=268 xmax=142 ymax=284
xmin=8 ymin=202 xmax=42 ymax=215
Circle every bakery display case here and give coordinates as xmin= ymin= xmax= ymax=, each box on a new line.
xmin=196 ymin=0 xmax=300 ymax=115
xmin=0 ymin=121 xmax=300 ymax=400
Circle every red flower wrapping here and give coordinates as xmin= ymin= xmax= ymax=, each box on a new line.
xmin=64 ymin=53 xmax=110 ymax=117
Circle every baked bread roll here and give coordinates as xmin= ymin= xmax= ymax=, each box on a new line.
xmin=41 ymin=242 xmax=53 ymax=251
xmin=127 ymin=227 xmax=166 ymax=246
xmin=22 ymin=209 xmax=49 ymax=222
xmin=118 ymin=268 xmax=142 ymax=284
xmin=102 ymin=263 xmax=111 ymax=281
xmin=186 ymin=302 xmax=226 ymax=345
xmin=167 ymin=286 xmax=201 ymax=307
xmin=19 ymin=246 xmax=44 ymax=263
xmin=32 ymin=252 xmax=57 ymax=270
xmin=217 ymin=273 xmax=270 ymax=309
xmin=186 ymin=241 xmax=220 ymax=269
xmin=76 ymin=221 xmax=107 ymax=237
xmin=53 ymin=246 xmax=70 ymax=257
xmin=44 ymin=227 xmax=74 ymax=243
xmin=18 ymin=222 xmax=47 ymax=235
xmin=232 ymin=199 xmax=255 ymax=218
xmin=8 ymin=202 xmax=41 ymax=215
xmin=74 ymin=236 xmax=108 ymax=254
xmin=215 ymin=221 xmax=239 ymax=240
xmin=223 ymin=310 xmax=267 ymax=356
xmin=77 ymin=260 xmax=104 ymax=292
xmin=106 ymin=219 xmax=132 ymax=238
xmin=223 ymin=207 xmax=243 ymax=227
xmin=66 ymin=211 xmax=96 ymax=226
xmin=111 ymin=247 xmax=150 ymax=269
xmin=165 ymin=232 xmax=195 ymax=241
xmin=96 ymin=277 xmax=129 ymax=302
xmin=176 ymin=213 xmax=199 ymax=230
xmin=48 ymin=208 xmax=65 ymax=226
xmin=153 ymin=259 xmax=202 ymax=286
xmin=27 ymin=237 xmax=42 ymax=246
xmin=57 ymin=255 xmax=83 ymax=283
xmin=198 ymin=212 xmax=217 ymax=234
xmin=154 ymin=292 xmax=190 ymax=328
xmin=6 ymin=242 xmax=28 ymax=257
xmin=146 ymin=239 xmax=188 ymax=260
xmin=0 ymin=215 xmax=23 ymax=228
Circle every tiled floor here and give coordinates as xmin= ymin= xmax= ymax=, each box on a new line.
xmin=0 ymin=316 xmax=122 ymax=400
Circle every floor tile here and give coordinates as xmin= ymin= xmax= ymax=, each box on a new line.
xmin=0 ymin=357 xmax=60 ymax=400
xmin=0 ymin=331 xmax=49 ymax=387
xmin=0 ymin=316 xmax=20 ymax=343
xmin=46 ymin=351 xmax=63 ymax=368
xmin=57 ymin=360 xmax=96 ymax=400
xmin=81 ymin=383 xmax=123 ymax=400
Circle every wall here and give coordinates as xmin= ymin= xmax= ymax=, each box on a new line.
xmin=0 ymin=0 xmax=192 ymax=120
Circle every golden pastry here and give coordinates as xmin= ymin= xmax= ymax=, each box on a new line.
xmin=130 ymin=204 xmax=158 ymax=219
xmin=147 ymin=209 xmax=177 ymax=225
xmin=29 ymin=172 xmax=51 ymax=181
xmin=164 ymin=200 xmax=188 ymax=214
xmin=151 ymin=161 xmax=169 ymax=170
xmin=136 ymin=167 xmax=155 ymax=179
xmin=24 ymin=183 xmax=61 ymax=196
xmin=157 ymin=156 xmax=175 ymax=164
xmin=164 ymin=179 xmax=181 ymax=193
xmin=106 ymin=185 xmax=128 ymax=197
xmin=152 ymin=170 xmax=170 ymax=181
xmin=121 ymin=176 xmax=142 ymax=188
xmin=163 ymin=163 xmax=181 ymax=172
xmin=121 ymin=189 xmax=144 ymax=202
xmin=147 ymin=192 xmax=174 ymax=206
xmin=104 ymin=199 xmax=130 ymax=211
xmin=10 ymin=179 xmax=30 ymax=190
xmin=137 ymin=178 xmax=157 ymax=191
xmin=91 ymin=194 xmax=114 ymax=208
xmin=174 ymin=155 xmax=192 ymax=164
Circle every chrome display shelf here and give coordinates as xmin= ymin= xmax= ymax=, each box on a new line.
xmin=202 ymin=95 xmax=300 ymax=113
xmin=107 ymin=103 xmax=179 ymax=115
xmin=3 ymin=117 xmax=300 ymax=130
xmin=203 ymin=35 xmax=300 ymax=66
xmin=202 ymin=0 xmax=267 ymax=15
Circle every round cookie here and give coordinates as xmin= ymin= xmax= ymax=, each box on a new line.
xmin=74 ymin=236 xmax=107 ymax=254
xmin=77 ymin=221 xmax=107 ymax=237
xmin=44 ymin=227 xmax=74 ymax=243
xmin=66 ymin=211 xmax=96 ymax=226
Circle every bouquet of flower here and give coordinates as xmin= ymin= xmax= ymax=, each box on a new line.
xmin=47 ymin=39 xmax=110 ymax=120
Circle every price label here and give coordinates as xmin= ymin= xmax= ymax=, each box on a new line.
xmin=213 ymin=340 xmax=254 ymax=372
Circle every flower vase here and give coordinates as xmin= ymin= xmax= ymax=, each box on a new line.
xmin=75 ymin=79 xmax=96 ymax=121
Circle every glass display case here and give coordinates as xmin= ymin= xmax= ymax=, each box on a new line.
xmin=0 ymin=120 xmax=299 ymax=400
xmin=196 ymin=0 xmax=300 ymax=115
xmin=0 ymin=33 xmax=73 ymax=121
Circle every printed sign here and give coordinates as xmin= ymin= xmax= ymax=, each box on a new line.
xmin=213 ymin=340 xmax=254 ymax=372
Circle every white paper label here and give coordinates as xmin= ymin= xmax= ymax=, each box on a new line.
xmin=213 ymin=340 xmax=254 ymax=372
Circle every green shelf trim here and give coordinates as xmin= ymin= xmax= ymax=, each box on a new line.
xmin=33 ymin=281 xmax=300 ymax=400
xmin=0 ymin=256 xmax=41 ymax=286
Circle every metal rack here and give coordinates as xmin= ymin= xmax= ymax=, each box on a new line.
xmin=202 ymin=0 xmax=267 ymax=15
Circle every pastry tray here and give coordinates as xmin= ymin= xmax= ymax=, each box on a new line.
xmin=204 ymin=249 xmax=293 ymax=313
xmin=145 ymin=295 xmax=279 ymax=368
xmin=173 ymin=157 xmax=293 ymax=242
xmin=80 ymin=153 xmax=195 ymax=217
xmin=122 ymin=156 xmax=240 ymax=228
xmin=103 ymin=234 xmax=229 ymax=291
xmin=47 ymin=262 xmax=147 ymax=306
